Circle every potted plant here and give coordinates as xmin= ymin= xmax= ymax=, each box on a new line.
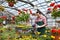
xmin=51 ymin=28 xmax=60 ymax=40
xmin=0 ymin=5 xmax=4 ymax=11
xmin=0 ymin=18 xmax=3 ymax=26
xmin=15 ymin=11 xmax=29 ymax=24
xmin=6 ymin=0 xmax=16 ymax=7
xmin=47 ymin=2 xmax=60 ymax=19
xmin=51 ymin=8 xmax=60 ymax=19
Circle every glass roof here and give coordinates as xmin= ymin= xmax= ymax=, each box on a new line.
xmin=0 ymin=0 xmax=60 ymax=15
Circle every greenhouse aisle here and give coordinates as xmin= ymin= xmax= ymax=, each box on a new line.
xmin=0 ymin=0 xmax=60 ymax=40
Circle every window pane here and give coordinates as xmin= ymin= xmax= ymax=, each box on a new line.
xmin=38 ymin=0 xmax=45 ymax=3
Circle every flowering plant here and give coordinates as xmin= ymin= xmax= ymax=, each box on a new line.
xmin=47 ymin=2 xmax=60 ymax=18
xmin=0 ymin=18 xmax=3 ymax=23
xmin=6 ymin=0 xmax=16 ymax=7
xmin=6 ymin=0 xmax=16 ymax=3
xmin=51 ymin=28 xmax=60 ymax=40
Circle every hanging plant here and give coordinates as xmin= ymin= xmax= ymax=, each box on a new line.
xmin=6 ymin=0 xmax=16 ymax=7
xmin=47 ymin=2 xmax=60 ymax=19
xmin=51 ymin=5 xmax=60 ymax=18
xmin=53 ymin=5 xmax=58 ymax=9
xmin=8 ymin=2 xmax=14 ymax=7
xmin=50 ymin=2 xmax=55 ymax=7
xmin=12 ymin=16 xmax=15 ymax=20
xmin=22 ymin=8 xmax=28 ymax=12
xmin=0 ymin=5 xmax=5 ymax=11
xmin=47 ymin=8 xmax=51 ymax=10
xmin=6 ymin=0 xmax=16 ymax=3
xmin=18 ymin=10 xmax=22 ymax=14
xmin=29 ymin=10 xmax=32 ymax=14
xmin=57 ymin=4 xmax=60 ymax=8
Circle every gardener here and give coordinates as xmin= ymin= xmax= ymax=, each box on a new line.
xmin=35 ymin=9 xmax=47 ymax=35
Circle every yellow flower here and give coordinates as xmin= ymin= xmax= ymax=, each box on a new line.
xmin=51 ymin=35 xmax=55 ymax=39
xmin=48 ymin=30 xmax=50 ymax=32
xmin=29 ymin=35 xmax=32 ymax=38
xmin=43 ymin=35 xmax=47 ymax=37
xmin=37 ymin=32 xmax=41 ymax=34
xmin=45 ymin=30 xmax=50 ymax=33
xmin=45 ymin=30 xmax=47 ymax=33
xmin=34 ymin=32 xmax=41 ymax=35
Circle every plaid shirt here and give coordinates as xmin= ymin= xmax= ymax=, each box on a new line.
xmin=35 ymin=15 xmax=47 ymax=25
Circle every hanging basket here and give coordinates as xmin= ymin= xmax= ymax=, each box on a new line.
xmin=8 ymin=2 xmax=14 ymax=7
xmin=6 ymin=0 xmax=16 ymax=7
xmin=51 ymin=10 xmax=60 ymax=19
xmin=0 ymin=5 xmax=4 ymax=11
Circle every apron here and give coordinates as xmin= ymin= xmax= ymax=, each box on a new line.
xmin=36 ymin=21 xmax=46 ymax=35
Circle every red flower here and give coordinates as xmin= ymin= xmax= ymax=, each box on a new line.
xmin=53 ymin=5 xmax=58 ymax=9
xmin=29 ymin=10 xmax=32 ymax=14
xmin=12 ymin=16 xmax=15 ymax=20
xmin=50 ymin=2 xmax=55 ymax=7
xmin=51 ymin=29 xmax=57 ymax=33
xmin=22 ymin=8 xmax=27 ymax=12
xmin=57 ymin=29 xmax=60 ymax=34
xmin=8 ymin=2 xmax=14 ymax=7
xmin=1 ymin=16 xmax=7 ymax=20
xmin=47 ymin=8 xmax=51 ymax=10
xmin=18 ymin=10 xmax=21 ymax=12
xmin=18 ymin=10 xmax=21 ymax=14
xmin=57 ymin=4 xmax=60 ymax=8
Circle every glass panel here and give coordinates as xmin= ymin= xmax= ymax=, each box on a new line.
xmin=55 ymin=0 xmax=60 ymax=2
xmin=24 ymin=4 xmax=30 ymax=7
xmin=32 ymin=1 xmax=39 ymax=5
xmin=42 ymin=6 xmax=48 ymax=8
xmin=38 ymin=0 xmax=45 ymax=3
xmin=40 ymin=3 xmax=47 ymax=6
xmin=2 ymin=2 xmax=8 ymax=7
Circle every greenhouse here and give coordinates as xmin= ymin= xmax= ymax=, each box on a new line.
xmin=0 ymin=0 xmax=60 ymax=40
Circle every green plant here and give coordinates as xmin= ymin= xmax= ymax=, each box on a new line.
xmin=51 ymin=9 xmax=60 ymax=18
xmin=6 ymin=0 xmax=16 ymax=4
xmin=15 ymin=12 xmax=29 ymax=24
xmin=0 ymin=18 xmax=3 ymax=23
